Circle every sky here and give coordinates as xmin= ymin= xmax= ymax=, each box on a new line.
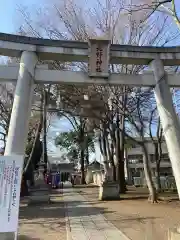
xmin=0 ymin=0 xmax=15 ymax=34
xmin=0 ymin=0 xmax=73 ymax=157
xmin=0 ymin=0 xmax=43 ymax=33
xmin=0 ymin=0 xmax=179 ymax=35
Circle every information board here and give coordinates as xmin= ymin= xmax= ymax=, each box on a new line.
xmin=0 ymin=155 xmax=23 ymax=233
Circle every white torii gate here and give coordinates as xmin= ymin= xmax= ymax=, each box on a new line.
xmin=1 ymin=33 xmax=180 ymax=239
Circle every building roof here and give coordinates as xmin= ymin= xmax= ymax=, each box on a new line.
xmin=89 ymin=160 xmax=103 ymax=169
xmin=89 ymin=160 xmax=100 ymax=166
xmin=48 ymin=156 xmax=70 ymax=164
xmin=49 ymin=162 xmax=74 ymax=172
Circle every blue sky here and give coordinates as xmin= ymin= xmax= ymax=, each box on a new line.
xmin=0 ymin=0 xmax=179 ymax=34
xmin=0 ymin=0 xmax=70 ymax=156
xmin=0 ymin=0 xmax=43 ymax=33
xmin=0 ymin=0 xmax=15 ymax=33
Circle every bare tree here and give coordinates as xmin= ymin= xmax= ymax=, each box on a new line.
xmin=149 ymin=107 xmax=163 ymax=192
xmin=124 ymin=87 xmax=158 ymax=202
xmin=0 ymin=83 xmax=15 ymax=148
xmin=129 ymin=0 xmax=180 ymax=29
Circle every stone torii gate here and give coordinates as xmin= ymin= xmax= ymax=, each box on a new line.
xmin=1 ymin=33 xmax=180 ymax=238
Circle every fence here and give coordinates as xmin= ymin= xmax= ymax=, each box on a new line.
xmin=133 ymin=176 xmax=177 ymax=191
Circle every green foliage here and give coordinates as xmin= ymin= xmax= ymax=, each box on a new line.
xmin=55 ymin=128 xmax=95 ymax=165
xmin=124 ymin=139 xmax=133 ymax=150
xmin=55 ymin=130 xmax=78 ymax=150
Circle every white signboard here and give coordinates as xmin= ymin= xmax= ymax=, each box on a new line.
xmin=0 ymin=155 xmax=23 ymax=233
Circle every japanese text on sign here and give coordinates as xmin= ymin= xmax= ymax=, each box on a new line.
xmin=88 ymin=39 xmax=110 ymax=78
xmin=96 ymin=47 xmax=103 ymax=73
xmin=0 ymin=155 xmax=23 ymax=233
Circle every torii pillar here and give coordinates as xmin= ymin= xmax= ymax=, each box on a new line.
xmin=1 ymin=51 xmax=37 ymax=240
xmin=5 ymin=51 xmax=37 ymax=155
xmin=151 ymin=57 xmax=180 ymax=199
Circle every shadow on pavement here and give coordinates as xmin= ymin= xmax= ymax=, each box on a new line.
xmin=121 ymin=195 xmax=148 ymax=200
xmin=73 ymin=185 xmax=98 ymax=189
xmin=19 ymin=202 xmax=65 ymax=220
xmin=19 ymin=202 xmax=113 ymax=220
xmin=18 ymin=235 xmax=40 ymax=240
xmin=77 ymin=187 xmax=148 ymax=201
xmin=108 ymin=216 xmax=158 ymax=223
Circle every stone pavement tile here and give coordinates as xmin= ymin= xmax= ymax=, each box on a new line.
xmin=91 ymin=215 xmax=105 ymax=221
xmin=71 ymin=231 xmax=88 ymax=240
xmin=82 ymin=222 xmax=96 ymax=229
xmin=87 ymin=234 xmax=106 ymax=240
xmin=63 ymin=187 xmax=130 ymax=240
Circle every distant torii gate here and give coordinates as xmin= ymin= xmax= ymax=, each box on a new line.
xmin=1 ymin=33 xmax=180 ymax=238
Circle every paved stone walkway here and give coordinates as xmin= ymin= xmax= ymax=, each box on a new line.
xmin=63 ymin=187 xmax=130 ymax=240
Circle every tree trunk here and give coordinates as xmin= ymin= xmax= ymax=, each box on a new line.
xmin=109 ymin=120 xmax=116 ymax=181
xmin=101 ymin=128 xmax=109 ymax=181
xmin=105 ymin=135 xmax=116 ymax=181
xmin=85 ymin=149 xmax=89 ymax=166
xmin=24 ymin=118 xmax=43 ymax=173
xmin=110 ymin=142 xmax=116 ymax=181
xmin=80 ymin=120 xmax=86 ymax=184
xmin=154 ymin=143 xmax=161 ymax=192
xmin=85 ymin=137 xmax=89 ymax=166
xmin=142 ymin=145 xmax=157 ymax=203
xmin=2 ymin=132 xmax=6 ymax=150
xmin=21 ymin=174 xmax=29 ymax=197
xmin=120 ymin=126 xmax=126 ymax=192
xmin=112 ymin=162 xmax=116 ymax=181
xmin=124 ymin=148 xmax=131 ymax=185
xmin=43 ymin=90 xmax=48 ymax=172
xmin=155 ymin=161 xmax=161 ymax=192
xmin=23 ymin=98 xmax=43 ymax=190
xmin=115 ymin=114 xmax=126 ymax=193
xmin=80 ymin=148 xmax=85 ymax=184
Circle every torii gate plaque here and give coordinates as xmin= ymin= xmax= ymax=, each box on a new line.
xmin=88 ymin=39 xmax=110 ymax=78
